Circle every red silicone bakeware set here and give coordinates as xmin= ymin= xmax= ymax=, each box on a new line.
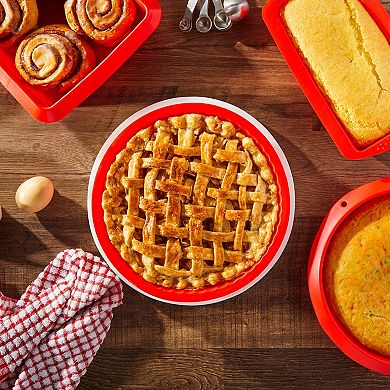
xmin=0 ymin=0 xmax=161 ymax=122
xmin=0 ymin=0 xmax=388 ymax=375
xmin=263 ymin=0 xmax=390 ymax=374
xmin=263 ymin=0 xmax=390 ymax=159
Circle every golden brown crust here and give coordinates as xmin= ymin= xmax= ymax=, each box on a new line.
xmin=0 ymin=0 xmax=38 ymax=47
xmin=15 ymin=24 xmax=96 ymax=91
xmin=283 ymin=0 xmax=390 ymax=147
xmin=102 ymin=114 xmax=279 ymax=289
xmin=64 ymin=0 xmax=137 ymax=46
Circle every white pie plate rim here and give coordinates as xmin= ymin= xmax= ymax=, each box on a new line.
xmin=88 ymin=97 xmax=295 ymax=305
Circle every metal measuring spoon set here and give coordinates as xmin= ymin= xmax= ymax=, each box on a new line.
xmin=179 ymin=0 xmax=249 ymax=33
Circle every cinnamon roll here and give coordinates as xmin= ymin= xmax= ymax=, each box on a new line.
xmin=15 ymin=24 xmax=96 ymax=91
xmin=64 ymin=0 xmax=137 ymax=46
xmin=0 ymin=0 xmax=38 ymax=46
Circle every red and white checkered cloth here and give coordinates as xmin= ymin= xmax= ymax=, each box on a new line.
xmin=0 ymin=249 xmax=123 ymax=390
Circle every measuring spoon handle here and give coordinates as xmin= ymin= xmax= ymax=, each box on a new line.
xmin=199 ymin=0 xmax=209 ymax=17
xmin=179 ymin=0 xmax=200 ymax=32
xmin=212 ymin=0 xmax=223 ymax=12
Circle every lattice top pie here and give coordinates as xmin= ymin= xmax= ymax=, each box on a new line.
xmin=102 ymin=114 xmax=279 ymax=289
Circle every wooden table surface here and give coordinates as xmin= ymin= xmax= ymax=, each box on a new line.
xmin=1 ymin=0 xmax=390 ymax=388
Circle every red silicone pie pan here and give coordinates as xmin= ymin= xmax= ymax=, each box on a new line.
xmin=88 ymin=97 xmax=295 ymax=305
xmin=262 ymin=0 xmax=390 ymax=160
xmin=308 ymin=177 xmax=390 ymax=375
xmin=0 ymin=0 xmax=161 ymax=123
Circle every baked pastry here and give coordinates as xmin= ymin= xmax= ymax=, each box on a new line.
xmin=0 ymin=0 xmax=38 ymax=46
xmin=102 ymin=114 xmax=279 ymax=289
xmin=325 ymin=196 xmax=390 ymax=357
xmin=283 ymin=0 xmax=390 ymax=147
xmin=64 ymin=0 xmax=137 ymax=46
xmin=15 ymin=24 xmax=96 ymax=91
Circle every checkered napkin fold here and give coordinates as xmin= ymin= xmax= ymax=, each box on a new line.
xmin=0 ymin=249 xmax=123 ymax=390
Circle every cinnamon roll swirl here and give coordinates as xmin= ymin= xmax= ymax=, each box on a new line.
xmin=64 ymin=0 xmax=137 ymax=46
xmin=15 ymin=24 xmax=96 ymax=91
xmin=0 ymin=0 xmax=38 ymax=46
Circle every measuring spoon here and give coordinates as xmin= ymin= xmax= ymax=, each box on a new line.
xmin=179 ymin=0 xmax=200 ymax=32
xmin=196 ymin=0 xmax=212 ymax=33
xmin=212 ymin=0 xmax=232 ymax=31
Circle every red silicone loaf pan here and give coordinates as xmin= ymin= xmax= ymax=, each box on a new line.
xmin=0 ymin=0 xmax=161 ymax=123
xmin=88 ymin=97 xmax=295 ymax=305
xmin=308 ymin=177 xmax=390 ymax=375
xmin=262 ymin=0 xmax=390 ymax=159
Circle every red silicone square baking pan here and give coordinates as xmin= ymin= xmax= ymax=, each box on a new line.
xmin=262 ymin=0 xmax=390 ymax=160
xmin=0 ymin=0 xmax=161 ymax=123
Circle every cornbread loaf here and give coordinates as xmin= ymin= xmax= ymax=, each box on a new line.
xmin=325 ymin=196 xmax=390 ymax=356
xmin=283 ymin=0 xmax=390 ymax=146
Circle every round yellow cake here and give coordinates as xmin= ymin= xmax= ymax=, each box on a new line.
xmin=325 ymin=196 xmax=390 ymax=357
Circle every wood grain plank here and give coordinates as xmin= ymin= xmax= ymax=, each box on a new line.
xmin=78 ymin=348 xmax=390 ymax=389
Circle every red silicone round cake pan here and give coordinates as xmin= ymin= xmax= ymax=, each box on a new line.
xmin=262 ymin=0 xmax=390 ymax=160
xmin=0 ymin=0 xmax=161 ymax=123
xmin=88 ymin=97 xmax=295 ymax=305
xmin=308 ymin=177 xmax=390 ymax=375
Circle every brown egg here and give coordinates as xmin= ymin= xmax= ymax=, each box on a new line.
xmin=15 ymin=176 xmax=54 ymax=213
